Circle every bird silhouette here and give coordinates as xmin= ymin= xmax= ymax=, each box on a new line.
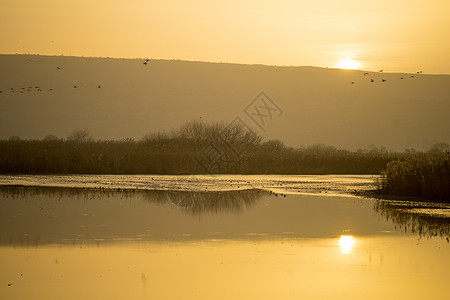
xmin=381 ymin=79 xmax=386 ymax=82
xmin=98 ymin=85 xmax=101 ymax=88
xmin=379 ymin=69 xmax=384 ymax=72
xmin=417 ymin=70 xmax=423 ymax=74
xmin=370 ymin=79 xmax=374 ymax=82
xmin=143 ymin=61 xmax=147 ymax=65
xmin=73 ymin=85 xmax=78 ymax=88
xmin=400 ymin=77 xmax=404 ymax=79
xmin=410 ymin=75 xmax=415 ymax=78
xmin=57 ymin=67 xmax=60 ymax=70
xmin=363 ymin=72 xmax=369 ymax=75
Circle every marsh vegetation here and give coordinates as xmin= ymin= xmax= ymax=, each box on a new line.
xmin=377 ymin=152 xmax=450 ymax=202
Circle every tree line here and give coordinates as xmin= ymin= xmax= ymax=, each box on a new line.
xmin=1 ymin=120 xmax=413 ymax=175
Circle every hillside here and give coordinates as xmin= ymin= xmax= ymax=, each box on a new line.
xmin=1 ymin=54 xmax=449 ymax=150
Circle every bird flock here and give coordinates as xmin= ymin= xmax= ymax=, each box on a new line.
xmin=0 ymin=59 xmax=156 ymax=94
xmin=349 ymin=69 xmax=424 ymax=85
xmin=0 ymin=58 xmax=425 ymax=93
xmin=1 ymin=65 xmax=105 ymax=94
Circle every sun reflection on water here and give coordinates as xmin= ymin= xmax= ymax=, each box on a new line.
xmin=339 ymin=235 xmax=355 ymax=254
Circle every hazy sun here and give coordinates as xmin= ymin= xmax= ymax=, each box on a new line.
xmin=338 ymin=59 xmax=360 ymax=70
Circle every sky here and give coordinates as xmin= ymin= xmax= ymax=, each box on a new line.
xmin=1 ymin=0 xmax=450 ymax=74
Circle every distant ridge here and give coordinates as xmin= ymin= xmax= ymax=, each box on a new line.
xmin=1 ymin=54 xmax=449 ymax=151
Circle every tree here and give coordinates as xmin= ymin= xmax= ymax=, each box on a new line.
xmin=8 ymin=136 xmax=21 ymax=141
xmin=43 ymin=134 xmax=59 ymax=141
xmin=429 ymin=142 xmax=449 ymax=153
xmin=67 ymin=128 xmax=92 ymax=142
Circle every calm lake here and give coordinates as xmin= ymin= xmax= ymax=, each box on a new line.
xmin=0 ymin=175 xmax=449 ymax=299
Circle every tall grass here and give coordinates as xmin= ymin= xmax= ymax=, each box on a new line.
xmin=378 ymin=152 xmax=450 ymax=202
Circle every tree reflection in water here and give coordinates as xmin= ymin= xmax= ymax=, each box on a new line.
xmin=0 ymin=185 xmax=264 ymax=216
xmin=374 ymin=200 xmax=450 ymax=241
xmin=144 ymin=189 xmax=264 ymax=215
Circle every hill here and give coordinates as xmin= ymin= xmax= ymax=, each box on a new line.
xmin=1 ymin=54 xmax=449 ymax=150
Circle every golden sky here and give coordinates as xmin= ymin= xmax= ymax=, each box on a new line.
xmin=1 ymin=0 xmax=449 ymax=74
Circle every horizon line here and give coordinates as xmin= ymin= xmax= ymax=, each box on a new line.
xmin=1 ymin=53 xmax=448 ymax=76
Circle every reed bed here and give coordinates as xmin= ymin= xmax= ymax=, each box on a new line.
xmin=378 ymin=152 xmax=450 ymax=202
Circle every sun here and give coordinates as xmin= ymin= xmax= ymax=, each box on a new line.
xmin=338 ymin=59 xmax=360 ymax=70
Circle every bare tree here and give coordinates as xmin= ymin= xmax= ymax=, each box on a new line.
xmin=67 ymin=128 xmax=92 ymax=142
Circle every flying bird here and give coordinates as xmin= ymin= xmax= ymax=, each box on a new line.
xmin=379 ymin=69 xmax=384 ymax=72
xmin=143 ymin=61 xmax=147 ymax=65
xmin=73 ymin=85 xmax=78 ymax=88
xmin=370 ymin=79 xmax=374 ymax=82
xmin=363 ymin=72 xmax=369 ymax=75
xmin=381 ymin=79 xmax=386 ymax=82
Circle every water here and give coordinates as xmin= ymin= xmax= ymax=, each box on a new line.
xmin=0 ymin=175 xmax=449 ymax=299
xmin=0 ymin=174 xmax=376 ymax=195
